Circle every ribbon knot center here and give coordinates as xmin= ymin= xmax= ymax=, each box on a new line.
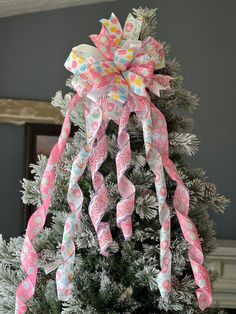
xmin=114 ymin=48 xmax=134 ymax=72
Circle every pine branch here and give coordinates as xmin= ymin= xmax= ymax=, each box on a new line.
xmin=135 ymin=193 xmax=158 ymax=220
xmin=0 ymin=264 xmax=23 ymax=314
xmin=203 ymin=182 xmax=230 ymax=213
xmin=143 ymin=243 xmax=159 ymax=261
xmin=133 ymin=7 xmax=158 ymax=39
xmin=21 ymin=155 xmax=47 ymax=205
xmin=51 ymin=90 xmax=86 ymax=128
xmin=0 ymin=235 xmax=23 ymax=266
xmin=135 ymin=266 xmax=159 ymax=291
xmin=155 ymin=88 xmax=199 ymax=113
xmin=169 ymin=132 xmax=200 ymax=156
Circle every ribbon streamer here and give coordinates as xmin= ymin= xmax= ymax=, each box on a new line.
xmin=135 ymin=96 xmax=212 ymax=309
xmin=15 ymin=94 xmax=80 ymax=314
xmin=116 ymin=102 xmax=135 ymax=240
xmin=88 ymin=120 xmax=113 ymax=256
xmin=150 ymin=102 xmax=212 ymax=309
xmin=56 ymin=96 xmax=112 ymax=300
xmin=133 ymin=95 xmax=172 ymax=300
xmin=15 ymin=11 xmax=212 ymax=312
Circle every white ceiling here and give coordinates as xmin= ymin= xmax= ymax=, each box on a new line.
xmin=0 ymin=0 xmax=115 ymax=18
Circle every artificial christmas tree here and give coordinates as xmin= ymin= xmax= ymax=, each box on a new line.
xmin=0 ymin=7 xmax=229 ymax=314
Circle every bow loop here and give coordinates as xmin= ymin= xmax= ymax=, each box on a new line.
xmin=141 ymin=36 xmax=166 ymax=70
xmin=100 ymin=13 xmax=123 ymax=46
xmin=122 ymin=13 xmax=142 ymax=40
xmin=65 ymin=44 xmax=103 ymax=74
xmin=90 ymin=26 xmax=116 ymax=60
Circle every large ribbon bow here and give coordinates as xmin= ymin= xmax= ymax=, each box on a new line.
xmin=15 ymin=13 xmax=212 ymax=314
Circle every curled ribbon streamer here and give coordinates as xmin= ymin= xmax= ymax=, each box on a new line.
xmin=116 ymin=101 xmax=135 ymax=240
xmin=133 ymin=95 xmax=172 ymax=300
xmin=150 ymin=103 xmax=212 ymax=309
xmin=15 ymin=94 xmax=80 ymax=314
xmin=135 ymin=96 xmax=212 ymax=309
xmin=88 ymin=120 xmax=113 ymax=256
xmin=56 ymin=140 xmax=91 ymax=301
xmin=56 ymin=96 xmax=113 ymax=300
xmin=15 ymin=11 xmax=212 ymax=311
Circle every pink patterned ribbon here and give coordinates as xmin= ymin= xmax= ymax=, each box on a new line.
xmin=88 ymin=120 xmax=113 ymax=256
xmin=134 ymin=95 xmax=212 ymax=309
xmin=15 ymin=11 xmax=212 ymax=311
xmin=56 ymin=96 xmax=113 ymax=300
xmin=133 ymin=94 xmax=172 ymax=300
xmin=151 ymin=102 xmax=212 ymax=309
xmin=15 ymin=94 xmax=80 ymax=313
xmin=116 ymin=103 xmax=135 ymax=240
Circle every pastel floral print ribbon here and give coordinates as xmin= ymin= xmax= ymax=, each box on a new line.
xmin=15 ymin=12 xmax=212 ymax=313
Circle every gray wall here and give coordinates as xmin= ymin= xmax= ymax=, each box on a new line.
xmin=0 ymin=0 xmax=235 ymax=239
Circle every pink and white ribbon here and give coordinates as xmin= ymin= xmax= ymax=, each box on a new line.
xmin=16 ymin=12 xmax=212 ymax=312
xmin=15 ymin=94 xmax=80 ymax=313
xmin=134 ymin=95 xmax=212 ymax=309
xmin=116 ymin=102 xmax=135 ymax=240
xmin=88 ymin=120 xmax=112 ymax=256
xmin=133 ymin=94 xmax=172 ymax=299
xmin=151 ymin=102 xmax=212 ymax=309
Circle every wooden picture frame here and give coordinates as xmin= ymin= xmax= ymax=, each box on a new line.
xmin=0 ymin=98 xmax=63 ymax=125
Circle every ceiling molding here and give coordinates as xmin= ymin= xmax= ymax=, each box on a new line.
xmin=0 ymin=0 xmax=115 ymax=18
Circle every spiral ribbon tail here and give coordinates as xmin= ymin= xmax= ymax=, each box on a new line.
xmin=150 ymin=102 xmax=212 ymax=310
xmin=116 ymin=103 xmax=135 ymax=240
xmin=163 ymin=157 xmax=212 ymax=310
xmin=15 ymin=94 xmax=79 ymax=314
xmin=135 ymin=99 xmax=171 ymax=300
xmin=153 ymin=157 xmax=172 ymax=300
xmin=89 ymin=121 xmax=113 ymax=256
xmin=56 ymin=97 xmax=103 ymax=301
xmin=56 ymin=144 xmax=90 ymax=301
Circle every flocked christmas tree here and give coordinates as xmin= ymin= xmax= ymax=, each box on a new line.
xmin=0 ymin=8 xmax=229 ymax=314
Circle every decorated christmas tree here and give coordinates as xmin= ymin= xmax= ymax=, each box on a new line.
xmin=0 ymin=8 xmax=229 ymax=314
